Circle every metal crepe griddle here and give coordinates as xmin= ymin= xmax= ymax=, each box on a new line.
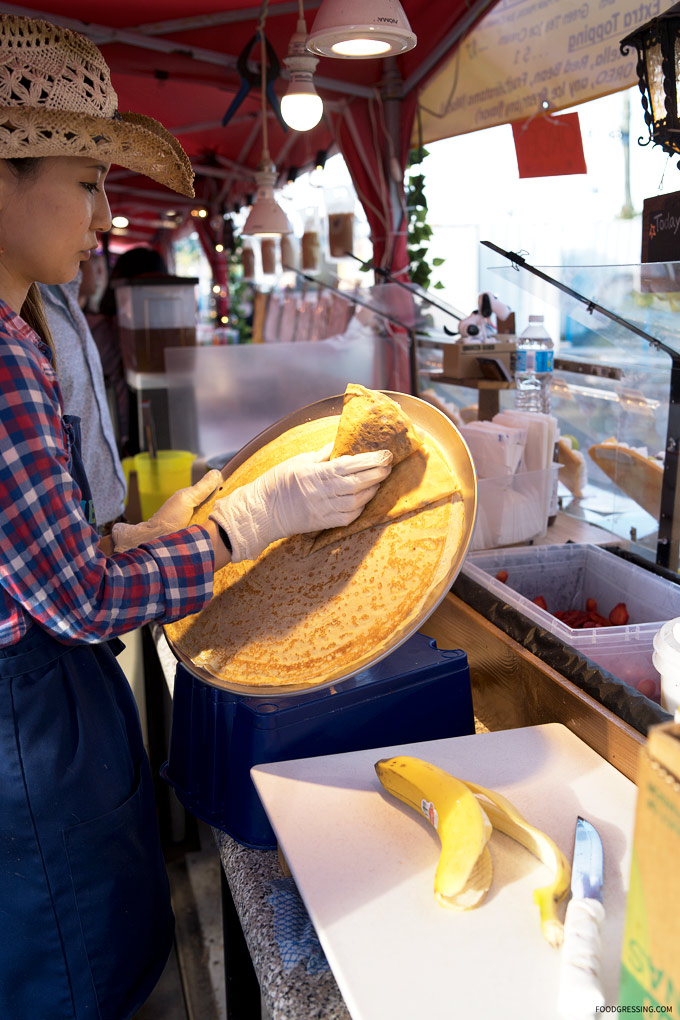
xmin=164 ymin=391 xmax=478 ymax=697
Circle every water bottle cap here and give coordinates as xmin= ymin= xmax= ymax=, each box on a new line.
xmin=528 ymin=315 xmax=544 ymax=322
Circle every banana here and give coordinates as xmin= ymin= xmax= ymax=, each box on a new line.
xmin=460 ymin=779 xmax=571 ymax=948
xmin=374 ymin=756 xmax=571 ymax=946
xmin=375 ymin=756 xmax=493 ymax=910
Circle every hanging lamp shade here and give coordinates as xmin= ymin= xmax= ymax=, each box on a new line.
xmin=242 ymin=165 xmax=292 ymax=236
xmin=621 ymin=2 xmax=680 ymax=164
xmin=306 ymin=0 xmax=416 ymax=59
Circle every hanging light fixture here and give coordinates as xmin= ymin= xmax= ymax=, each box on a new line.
xmin=306 ymin=0 xmax=416 ymax=59
xmin=242 ymin=164 xmax=292 ymax=236
xmin=243 ymin=14 xmax=292 ymax=237
xmin=281 ymin=0 xmax=324 ymax=131
xmin=621 ymin=3 xmax=680 ymax=165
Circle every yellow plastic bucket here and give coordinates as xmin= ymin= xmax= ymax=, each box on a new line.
xmin=133 ymin=450 xmax=195 ymax=520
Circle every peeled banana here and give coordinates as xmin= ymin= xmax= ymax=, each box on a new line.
xmin=374 ymin=756 xmax=493 ymax=909
xmin=375 ymin=755 xmax=571 ymax=946
xmin=460 ymin=778 xmax=571 ymax=948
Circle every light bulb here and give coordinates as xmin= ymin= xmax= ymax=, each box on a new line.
xmin=332 ymin=37 xmax=392 ymax=56
xmin=281 ymin=89 xmax=323 ymax=132
xmin=282 ymin=20 xmax=324 ymax=133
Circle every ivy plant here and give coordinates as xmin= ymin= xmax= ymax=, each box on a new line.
xmin=227 ymin=235 xmax=254 ymax=344
xmin=405 ymin=146 xmax=445 ymax=290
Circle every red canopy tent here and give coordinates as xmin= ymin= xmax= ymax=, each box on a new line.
xmin=4 ymin=0 xmax=498 ymax=276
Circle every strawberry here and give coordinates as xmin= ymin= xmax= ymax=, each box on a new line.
xmin=608 ymin=602 xmax=629 ymax=626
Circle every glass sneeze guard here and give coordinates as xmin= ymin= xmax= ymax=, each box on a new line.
xmin=483 ymin=241 xmax=680 ymax=571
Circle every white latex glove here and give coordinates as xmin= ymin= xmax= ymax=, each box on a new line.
xmin=113 ymin=469 xmax=222 ymax=552
xmin=210 ymin=444 xmax=392 ymax=563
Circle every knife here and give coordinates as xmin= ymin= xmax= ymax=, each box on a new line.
xmin=557 ymin=816 xmax=606 ymax=1019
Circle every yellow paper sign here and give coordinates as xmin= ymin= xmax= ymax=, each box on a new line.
xmin=415 ymin=0 xmax=674 ymax=144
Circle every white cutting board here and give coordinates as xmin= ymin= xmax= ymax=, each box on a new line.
xmin=252 ymin=723 xmax=638 ymax=1020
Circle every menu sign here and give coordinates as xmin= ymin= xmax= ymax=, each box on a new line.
xmin=416 ymin=0 xmax=673 ymax=144
xmin=641 ymin=191 xmax=680 ymax=264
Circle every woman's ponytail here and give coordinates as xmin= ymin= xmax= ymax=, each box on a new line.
xmin=20 ymin=283 xmax=56 ymax=367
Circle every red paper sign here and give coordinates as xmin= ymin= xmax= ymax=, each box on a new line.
xmin=512 ymin=112 xmax=587 ymax=178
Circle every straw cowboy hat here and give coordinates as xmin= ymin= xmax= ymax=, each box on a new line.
xmin=0 ymin=14 xmax=195 ymax=197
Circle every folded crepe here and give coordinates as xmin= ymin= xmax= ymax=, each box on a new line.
xmin=304 ymin=384 xmax=459 ymax=555
xmin=331 ymin=383 xmax=423 ymax=464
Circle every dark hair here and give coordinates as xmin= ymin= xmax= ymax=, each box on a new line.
xmin=3 ymin=158 xmax=55 ymax=357
xmin=99 ymin=246 xmax=169 ymax=317
xmin=110 ymin=246 xmax=168 ymax=281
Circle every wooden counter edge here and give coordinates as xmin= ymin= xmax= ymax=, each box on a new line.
xmin=421 ymin=592 xmax=645 ymax=785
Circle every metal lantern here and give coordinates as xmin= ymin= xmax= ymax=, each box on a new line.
xmin=621 ymin=2 xmax=680 ymax=163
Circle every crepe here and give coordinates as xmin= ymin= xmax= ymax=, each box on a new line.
xmin=330 ymin=383 xmax=423 ymax=464
xmin=589 ymin=438 xmax=662 ymax=518
xmin=165 ymin=412 xmax=467 ymax=690
xmin=306 ymin=434 xmax=460 ymax=554
xmin=305 ymin=384 xmax=457 ymax=555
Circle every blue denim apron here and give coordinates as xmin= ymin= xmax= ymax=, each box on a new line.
xmin=0 ymin=416 xmax=173 ymax=1020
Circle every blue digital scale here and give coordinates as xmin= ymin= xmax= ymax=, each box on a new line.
xmin=162 ymin=631 xmax=474 ymax=849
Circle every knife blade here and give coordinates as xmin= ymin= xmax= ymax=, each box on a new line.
xmin=557 ymin=816 xmax=606 ymax=1019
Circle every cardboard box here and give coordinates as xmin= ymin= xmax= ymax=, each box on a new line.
xmin=442 ymin=336 xmax=517 ymax=381
xmin=619 ymin=721 xmax=680 ymax=1011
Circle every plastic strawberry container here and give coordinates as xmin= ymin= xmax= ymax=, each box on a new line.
xmin=461 ymin=544 xmax=680 ymax=698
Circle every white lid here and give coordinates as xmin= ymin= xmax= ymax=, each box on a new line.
xmin=654 ymin=618 xmax=680 ymax=655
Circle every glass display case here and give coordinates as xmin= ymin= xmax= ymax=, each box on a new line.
xmin=481 ymin=245 xmax=680 ymax=569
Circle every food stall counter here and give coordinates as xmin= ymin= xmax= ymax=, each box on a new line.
xmin=143 ymin=504 xmax=648 ymax=1020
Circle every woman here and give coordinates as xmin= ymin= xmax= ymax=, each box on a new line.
xmin=0 ymin=15 xmax=392 ymax=1020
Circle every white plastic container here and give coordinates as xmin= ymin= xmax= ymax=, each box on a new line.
xmin=652 ymin=620 xmax=680 ymax=714
xmin=462 ymin=544 xmax=680 ymax=699
xmin=469 ymin=466 xmax=558 ymax=550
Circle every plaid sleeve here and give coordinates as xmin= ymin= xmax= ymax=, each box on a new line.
xmin=0 ymin=324 xmax=214 ymax=644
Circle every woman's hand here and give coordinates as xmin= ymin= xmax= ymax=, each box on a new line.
xmin=209 ymin=445 xmax=392 ymax=563
xmin=112 ymin=469 xmax=222 ymax=552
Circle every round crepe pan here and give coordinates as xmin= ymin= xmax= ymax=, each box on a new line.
xmin=164 ymin=391 xmax=478 ymax=697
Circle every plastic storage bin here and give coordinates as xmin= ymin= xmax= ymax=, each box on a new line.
xmin=470 ymin=466 xmax=558 ymax=550
xmin=162 ymin=633 xmax=473 ymax=848
xmin=462 ymin=544 xmax=680 ymax=695
xmin=114 ymin=275 xmax=198 ymax=373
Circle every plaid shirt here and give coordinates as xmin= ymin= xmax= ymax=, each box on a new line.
xmin=0 ymin=300 xmax=214 ymax=647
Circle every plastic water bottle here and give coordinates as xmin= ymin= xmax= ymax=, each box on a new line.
xmin=514 ymin=315 xmax=554 ymax=414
